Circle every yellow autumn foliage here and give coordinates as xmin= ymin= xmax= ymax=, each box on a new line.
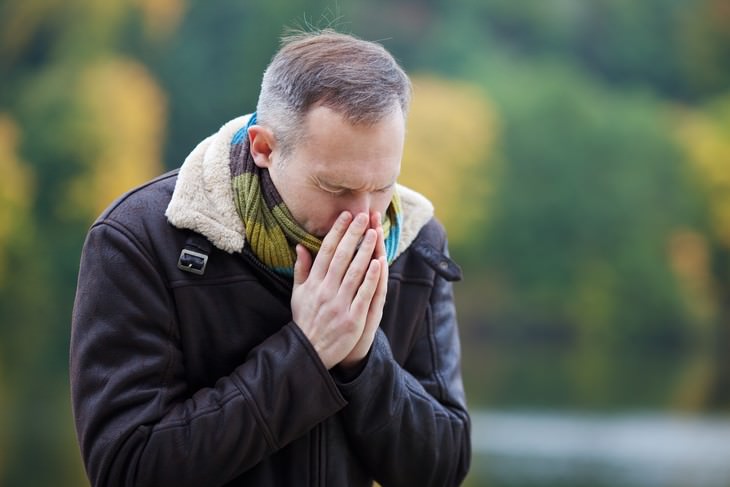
xmin=132 ymin=0 xmax=186 ymax=39
xmin=0 ymin=115 xmax=35 ymax=285
xmin=674 ymin=98 xmax=730 ymax=247
xmin=400 ymin=75 xmax=498 ymax=245
xmin=67 ymin=58 xmax=167 ymax=218
xmin=668 ymin=229 xmax=717 ymax=327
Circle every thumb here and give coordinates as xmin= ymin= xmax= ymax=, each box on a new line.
xmin=293 ymin=244 xmax=312 ymax=287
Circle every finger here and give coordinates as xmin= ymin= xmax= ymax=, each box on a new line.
xmin=368 ymin=211 xmax=386 ymax=258
xmin=369 ymin=211 xmax=381 ymax=231
xmin=293 ymin=244 xmax=313 ymax=288
xmin=358 ymin=262 xmax=388 ymax=347
xmin=310 ymin=211 xmax=352 ymax=281
xmin=373 ymin=255 xmax=389 ymax=310
xmin=324 ymin=213 xmax=370 ymax=286
xmin=338 ymin=228 xmax=378 ymax=300
xmin=349 ymin=259 xmax=381 ymax=319
xmin=346 ymin=256 xmax=389 ymax=365
xmin=361 ymin=256 xmax=389 ymax=334
xmin=367 ymin=256 xmax=388 ymax=315
xmin=374 ymin=221 xmax=386 ymax=260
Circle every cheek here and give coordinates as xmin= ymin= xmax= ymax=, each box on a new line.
xmin=306 ymin=211 xmax=344 ymax=239
xmin=301 ymin=195 xmax=344 ymax=237
xmin=375 ymin=191 xmax=394 ymax=215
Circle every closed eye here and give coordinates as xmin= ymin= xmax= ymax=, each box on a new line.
xmin=322 ymin=187 xmax=347 ymax=196
xmin=317 ymin=179 xmax=394 ymax=196
xmin=327 ymin=187 xmax=391 ymax=196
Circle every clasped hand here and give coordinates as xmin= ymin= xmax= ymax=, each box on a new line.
xmin=292 ymin=211 xmax=388 ymax=371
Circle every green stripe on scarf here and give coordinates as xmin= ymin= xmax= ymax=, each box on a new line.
xmin=230 ymin=113 xmax=402 ymax=276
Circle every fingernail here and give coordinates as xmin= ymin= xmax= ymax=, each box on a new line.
xmin=355 ymin=213 xmax=368 ymax=226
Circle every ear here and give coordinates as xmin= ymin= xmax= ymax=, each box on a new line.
xmin=247 ymin=125 xmax=276 ymax=168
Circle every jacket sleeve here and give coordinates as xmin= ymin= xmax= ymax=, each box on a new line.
xmin=70 ymin=221 xmax=347 ymax=487
xmin=335 ymin=240 xmax=471 ymax=487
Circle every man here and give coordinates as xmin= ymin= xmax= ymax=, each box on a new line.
xmin=70 ymin=30 xmax=470 ymax=487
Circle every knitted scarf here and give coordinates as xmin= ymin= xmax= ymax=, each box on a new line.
xmin=230 ymin=114 xmax=402 ymax=276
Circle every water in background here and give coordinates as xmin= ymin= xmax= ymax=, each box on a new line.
xmin=461 ymin=344 xmax=730 ymax=487
xmin=468 ymin=410 xmax=730 ymax=487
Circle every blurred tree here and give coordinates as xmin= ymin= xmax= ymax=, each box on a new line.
xmin=132 ymin=0 xmax=187 ymax=40
xmin=0 ymin=365 xmax=5 ymax=479
xmin=413 ymin=0 xmax=730 ymax=101
xmin=668 ymin=229 xmax=717 ymax=329
xmin=466 ymin=59 xmax=698 ymax=347
xmin=674 ymin=95 xmax=730 ymax=408
xmin=0 ymin=114 xmax=37 ymax=481
xmin=142 ymin=0 xmax=337 ymax=169
xmin=400 ymin=75 xmax=498 ymax=247
xmin=0 ymin=0 xmax=66 ymax=77
xmin=0 ymin=115 xmax=35 ymax=286
xmin=675 ymin=0 xmax=730 ymax=98
xmin=66 ymin=58 xmax=167 ymax=218
xmin=675 ymin=98 xmax=730 ymax=249
xmin=0 ymin=1 xmax=172 ymax=485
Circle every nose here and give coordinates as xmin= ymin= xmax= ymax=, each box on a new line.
xmin=342 ymin=192 xmax=371 ymax=220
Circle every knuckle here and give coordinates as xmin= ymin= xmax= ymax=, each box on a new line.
xmin=344 ymin=264 xmax=363 ymax=285
xmin=320 ymin=300 xmax=339 ymax=319
xmin=314 ymin=284 xmax=335 ymax=302
xmin=342 ymin=316 xmax=359 ymax=333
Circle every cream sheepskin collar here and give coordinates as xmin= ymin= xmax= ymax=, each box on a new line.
xmin=166 ymin=115 xmax=434 ymax=258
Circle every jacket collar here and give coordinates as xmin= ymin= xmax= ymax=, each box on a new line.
xmin=166 ymin=115 xmax=434 ymax=258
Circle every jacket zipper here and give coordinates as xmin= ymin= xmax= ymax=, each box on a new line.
xmin=241 ymin=245 xmax=293 ymax=298
xmin=313 ymin=423 xmax=323 ymax=486
xmin=242 ymin=246 xmax=325 ymax=485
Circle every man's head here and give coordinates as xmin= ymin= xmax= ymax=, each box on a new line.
xmin=248 ymin=30 xmax=411 ymax=237
xmin=255 ymin=29 xmax=411 ymax=157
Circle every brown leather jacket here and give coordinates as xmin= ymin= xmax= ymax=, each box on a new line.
xmin=70 ymin=117 xmax=470 ymax=487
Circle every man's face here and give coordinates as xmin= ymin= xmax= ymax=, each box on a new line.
xmin=255 ymin=105 xmax=405 ymax=238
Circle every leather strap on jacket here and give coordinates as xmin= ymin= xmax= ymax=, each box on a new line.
xmin=177 ymin=233 xmax=213 ymax=275
xmin=412 ymin=241 xmax=463 ymax=281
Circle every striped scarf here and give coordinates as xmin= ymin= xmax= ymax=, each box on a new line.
xmin=230 ymin=114 xmax=402 ymax=276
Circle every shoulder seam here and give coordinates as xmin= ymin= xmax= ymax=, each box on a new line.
xmin=89 ymin=219 xmax=162 ymax=283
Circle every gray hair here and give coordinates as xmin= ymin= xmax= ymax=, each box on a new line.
xmin=256 ymin=29 xmax=412 ymax=157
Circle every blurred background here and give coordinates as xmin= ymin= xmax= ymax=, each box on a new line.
xmin=1 ymin=0 xmax=729 ymax=486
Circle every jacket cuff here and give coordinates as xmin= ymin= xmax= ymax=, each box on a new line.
xmin=330 ymin=349 xmax=371 ymax=383
xmin=231 ymin=321 xmax=348 ymax=449
xmin=332 ymin=330 xmax=404 ymax=427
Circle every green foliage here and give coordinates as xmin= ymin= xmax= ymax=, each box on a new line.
xmin=138 ymin=0 xmax=344 ymax=168
xmin=475 ymin=60 xmax=698 ymax=346
xmin=416 ymin=0 xmax=730 ymax=100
